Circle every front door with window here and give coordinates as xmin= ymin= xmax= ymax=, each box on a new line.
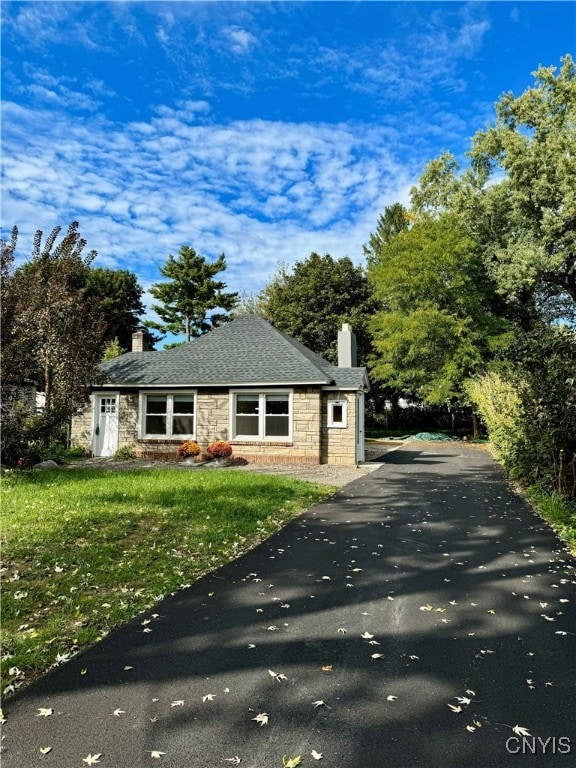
xmin=93 ymin=395 xmax=119 ymax=456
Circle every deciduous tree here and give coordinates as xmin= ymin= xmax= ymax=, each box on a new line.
xmin=85 ymin=268 xmax=147 ymax=351
xmin=469 ymin=55 xmax=576 ymax=308
xmin=368 ymin=214 xmax=511 ymax=405
xmin=256 ymin=252 xmax=376 ymax=366
xmin=411 ymin=56 xmax=576 ymax=323
xmin=1 ymin=222 xmax=105 ymax=462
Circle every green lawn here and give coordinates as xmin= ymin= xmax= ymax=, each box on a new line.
xmin=1 ymin=468 xmax=332 ymax=693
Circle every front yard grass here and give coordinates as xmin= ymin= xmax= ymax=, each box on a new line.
xmin=1 ymin=468 xmax=332 ymax=694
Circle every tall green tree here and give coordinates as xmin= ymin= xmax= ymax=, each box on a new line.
xmin=146 ymin=246 xmax=238 ymax=342
xmin=406 ymin=56 xmax=576 ymax=487
xmin=85 ymin=268 xmax=147 ymax=351
xmin=412 ymin=56 xmax=576 ymax=323
xmin=256 ymin=252 xmax=377 ymax=366
xmin=470 ymin=55 xmax=576 ymax=309
xmin=363 ymin=202 xmax=411 ymax=267
xmin=368 ymin=214 xmax=511 ymax=404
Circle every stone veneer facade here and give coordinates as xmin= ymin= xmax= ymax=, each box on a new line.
xmin=71 ymin=386 xmax=360 ymax=465
xmin=320 ymin=391 xmax=357 ymax=466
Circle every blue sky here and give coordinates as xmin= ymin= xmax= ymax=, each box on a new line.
xmin=2 ymin=1 xmax=574 ymax=336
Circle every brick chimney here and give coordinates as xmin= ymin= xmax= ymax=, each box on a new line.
xmin=337 ymin=323 xmax=357 ymax=367
xmin=131 ymin=330 xmax=150 ymax=352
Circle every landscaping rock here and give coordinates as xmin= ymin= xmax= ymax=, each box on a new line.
xmin=33 ymin=460 xmax=59 ymax=470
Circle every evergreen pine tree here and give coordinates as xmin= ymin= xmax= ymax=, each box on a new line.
xmin=146 ymin=246 xmax=238 ymax=342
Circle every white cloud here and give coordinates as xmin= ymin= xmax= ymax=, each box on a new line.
xmin=8 ymin=2 xmax=103 ymax=51
xmin=26 ymin=82 xmax=101 ymax=112
xmin=224 ymin=26 xmax=259 ymax=54
xmin=1 ymin=101 xmax=414 ymax=296
xmin=311 ymin=6 xmax=491 ymax=104
xmin=156 ymin=26 xmax=170 ymax=45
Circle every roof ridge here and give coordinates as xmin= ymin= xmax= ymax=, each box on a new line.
xmin=97 ymin=314 xmax=367 ymax=388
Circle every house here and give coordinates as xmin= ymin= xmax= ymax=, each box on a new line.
xmin=71 ymin=315 xmax=369 ymax=465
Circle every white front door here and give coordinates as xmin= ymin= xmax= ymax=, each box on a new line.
xmin=93 ymin=395 xmax=119 ymax=457
xmin=356 ymin=392 xmax=365 ymax=463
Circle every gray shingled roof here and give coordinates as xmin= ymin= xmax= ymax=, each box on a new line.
xmin=98 ymin=315 xmax=367 ymax=390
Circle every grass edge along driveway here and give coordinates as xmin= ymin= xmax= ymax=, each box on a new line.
xmin=1 ymin=468 xmax=333 ymax=695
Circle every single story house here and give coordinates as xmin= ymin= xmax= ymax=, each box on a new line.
xmin=71 ymin=315 xmax=368 ymax=465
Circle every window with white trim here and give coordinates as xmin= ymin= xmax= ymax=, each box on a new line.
xmin=141 ymin=393 xmax=196 ymax=438
xmin=232 ymin=392 xmax=291 ymax=439
xmin=327 ymin=399 xmax=347 ymax=428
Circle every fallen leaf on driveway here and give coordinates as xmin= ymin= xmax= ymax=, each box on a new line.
xmin=150 ymin=751 xmax=166 ymax=759
xmin=512 ymin=725 xmax=531 ymax=737
xmin=83 ymin=755 xmax=102 ymax=766
xmin=311 ymin=750 xmax=323 ymax=760
xmin=386 ymin=695 xmax=397 ymax=702
xmin=252 ymin=712 xmax=269 ymax=726
xmin=282 ymin=757 xmax=301 ymax=768
xmin=113 ymin=709 xmax=126 ymax=717
xmin=36 ymin=708 xmax=53 ymax=717
xmin=39 ymin=747 xmax=52 ymax=755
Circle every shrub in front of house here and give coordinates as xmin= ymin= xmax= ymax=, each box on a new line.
xmin=177 ymin=440 xmax=202 ymax=459
xmin=114 ymin=445 xmax=136 ymax=460
xmin=206 ymin=441 xmax=233 ymax=459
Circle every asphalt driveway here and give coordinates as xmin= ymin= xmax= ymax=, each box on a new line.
xmin=2 ymin=444 xmax=575 ymax=767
